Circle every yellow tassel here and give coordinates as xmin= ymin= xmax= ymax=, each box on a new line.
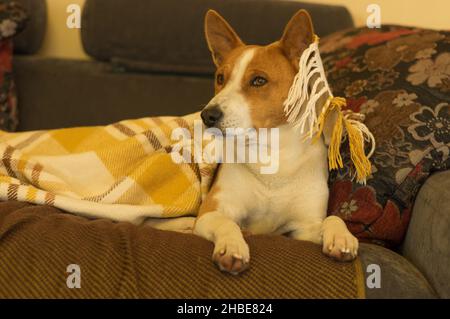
xmin=328 ymin=110 xmax=344 ymax=170
xmin=315 ymin=96 xmax=372 ymax=184
xmin=315 ymin=96 xmax=347 ymax=139
xmin=344 ymin=120 xmax=372 ymax=183
xmin=315 ymin=97 xmax=331 ymax=139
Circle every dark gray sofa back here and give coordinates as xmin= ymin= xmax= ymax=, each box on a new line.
xmin=81 ymin=0 xmax=353 ymax=74
xmin=14 ymin=0 xmax=47 ymax=54
xmin=14 ymin=0 xmax=354 ymax=131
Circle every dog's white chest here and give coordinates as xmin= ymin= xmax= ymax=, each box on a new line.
xmin=241 ymin=176 xmax=305 ymax=234
xmin=216 ymin=126 xmax=329 ymax=235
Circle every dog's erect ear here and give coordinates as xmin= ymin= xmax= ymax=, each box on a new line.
xmin=205 ymin=10 xmax=244 ymax=66
xmin=280 ymin=10 xmax=314 ymax=66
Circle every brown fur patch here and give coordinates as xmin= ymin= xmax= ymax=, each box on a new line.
xmin=198 ymin=168 xmax=222 ymax=217
xmin=213 ymin=45 xmax=255 ymax=94
xmin=205 ymin=10 xmax=245 ymax=66
xmin=240 ymin=43 xmax=297 ymax=129
xmin=207 ymin=9 xmax=314 ymax=130
xmin=213 ymin=43 xmax=297 ymax=129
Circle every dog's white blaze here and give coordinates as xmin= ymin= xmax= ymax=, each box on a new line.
xmin=211 ymin=48 xmax=256 ymax=129
xmin=224 ymin=48 xmax=255 ymax=92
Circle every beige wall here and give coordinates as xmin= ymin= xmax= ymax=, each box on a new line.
xmin=38 ymin=0 xmax=87 ymax=59
xmin=301 ymin=0 xmax=450 ymax=30
xmin=38 ymin=0 xmax=450 ymax=59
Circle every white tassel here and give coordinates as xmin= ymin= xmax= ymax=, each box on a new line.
xmin=283 ymin=36 xmax=332 ymax=138
xmin=284 ymin=36 xmax=376 ymax=184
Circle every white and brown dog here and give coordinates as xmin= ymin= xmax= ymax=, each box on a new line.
xmin=192 ymin=9 xmax=358 ymax=275
xmin=149 ymin=9 xmax=359 ymax=275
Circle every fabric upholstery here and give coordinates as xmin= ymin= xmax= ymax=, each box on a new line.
xmin=0 ymin=0 xmax=27 ymax=40
xmin=0 ymin=0 xmax=27 ymax=131
xmin=13 ymin=0 xmax=47 ymax=55
xmin=13 ymin=56 xmax=213 ymax=131
xmin=7 ymin=1 xmax=448 ymax=299
xmin=0 ymin=41 xmax=16 ymax=131
xmin=402 ymin=170 xmax=450 ymax=298
xmin=0 ymin=201 xmax=365 ymax=299
xmin=81 ymin=0 xmax=353 ymax=75
xmin=358 ymin=243 xmax=436 ymax=298
xmin=321 ymin=26 xmax=450 ymax=248
xmin=14 ymin=0 xmax=354 ymax=130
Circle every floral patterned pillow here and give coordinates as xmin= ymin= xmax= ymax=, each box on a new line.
xmin=0 ymin=0 xmax=27 ymax=131
xmin=321 ymin=25 xmax=450 ymax=248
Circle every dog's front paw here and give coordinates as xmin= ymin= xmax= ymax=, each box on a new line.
xmin=213 ymin=237 xmax=250 ymax=275
xmin=322 ymin=228 xmax=358 ymax=262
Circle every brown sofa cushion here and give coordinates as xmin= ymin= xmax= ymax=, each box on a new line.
xmin=402 ymin=170 xmax=450 ymax=298
xmin=13 ymin=56 xmax=214 ymax=131
xmin=321 ymin=26 xmax=450 ymax=248
xmin=81 ymin=0 xmax=353 ymax=75
xmin=0 ymin=201 xmax=365 ymax=299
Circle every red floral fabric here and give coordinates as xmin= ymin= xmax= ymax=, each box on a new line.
xmin=0 ymin=0 xmax=27 ymax=131
xmin=0 ymin=39 xmax=16 ymax=130
xmin=321 ymin=26 xmax=450 ymax=248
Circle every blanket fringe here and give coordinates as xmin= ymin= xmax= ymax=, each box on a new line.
xmin=283 ymin=36 xmax=376 ymax=184
xmin=315 ymin=97 xmax=375 ymax=184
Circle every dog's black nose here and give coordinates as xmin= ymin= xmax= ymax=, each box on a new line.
xmin=201 ymin=106 xmax=223 ymax=127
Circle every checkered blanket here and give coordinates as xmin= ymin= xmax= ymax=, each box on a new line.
xmin=0 ymin=113 xmax=216 ymax=224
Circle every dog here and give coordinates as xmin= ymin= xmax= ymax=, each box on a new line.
xmin=190 ymin=9 xmax=359 ymax=275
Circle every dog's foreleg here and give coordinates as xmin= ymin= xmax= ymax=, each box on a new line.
xmin=321 ymin=215 xmax=359 ymax=261
xmin=290 ymin=220 xmax=323 ymax=244
xmin=194 ymin=165 xmax=251 ymax=275
xmin=290 ymin=216 xmax=358 ymax=261
xmin=195 ymin=210 xmax=249 ymax=274
xmin=289 ymin=189 xmax=358 ymax=262
xmin=144 ymin=217 xmax=196 ymax=233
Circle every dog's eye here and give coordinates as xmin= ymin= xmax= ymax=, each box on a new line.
xmin=250 ymin=76 xmax=268 ymax=87
xmin=216 ymin=74 xmax=224 ymax=85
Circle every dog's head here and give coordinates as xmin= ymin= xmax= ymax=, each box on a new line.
xmin=201 ymin=9 xmax=314 ymax=132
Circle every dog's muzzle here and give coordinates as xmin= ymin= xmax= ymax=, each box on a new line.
xmin=201 ymin=105 xmax=223 ymax=127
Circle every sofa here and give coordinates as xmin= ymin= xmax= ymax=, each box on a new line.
xmin=1 ymin=0 xmax=448 ymax=298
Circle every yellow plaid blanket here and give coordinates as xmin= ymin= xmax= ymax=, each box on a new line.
xmin=0 ymin=113 xmax=217 ymax=224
